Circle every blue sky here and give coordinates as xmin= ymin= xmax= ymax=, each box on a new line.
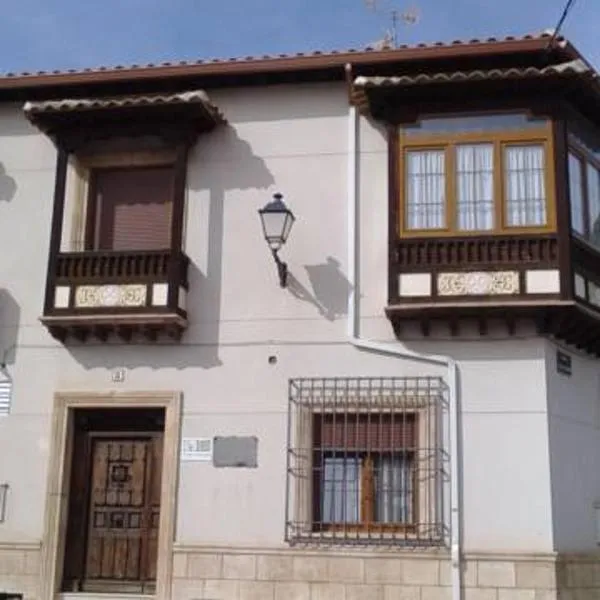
xmin=0 ymin=0 xmax=597 ymax=75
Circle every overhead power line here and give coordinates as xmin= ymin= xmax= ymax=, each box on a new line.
xmin=548 ymin=0 xmax=577 ymax=48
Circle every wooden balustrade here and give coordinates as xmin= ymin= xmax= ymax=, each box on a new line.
xmin=55 ymin=249 xmax=189 ymax=285
xmin=395 ymin=234 xmax=559 ymax=270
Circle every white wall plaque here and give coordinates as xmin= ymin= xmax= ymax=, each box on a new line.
xmin=181 ymin=438 xmax=213 ymax=462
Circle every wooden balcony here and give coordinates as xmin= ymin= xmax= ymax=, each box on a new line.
xmin=387 ymin=233 xmax=565 ymax=334
xmin=41 ymin=249 xmax=190 ymax=342
xmin=386 ymin=232 xmax=600 ymax=354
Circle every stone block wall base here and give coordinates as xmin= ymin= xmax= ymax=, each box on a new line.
xmin=0 ymin=544 xmax=41 ymax=600
xmin=557 ymin=553 xmax=600 ymax=600
xmin=170 ymin=547 xmax=583 ymax=600
xmin=4 ymin=542 xmax=599 ymax=599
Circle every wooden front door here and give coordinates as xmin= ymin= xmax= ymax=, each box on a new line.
xmin=63 ymin=421 xmax=163 ymax=593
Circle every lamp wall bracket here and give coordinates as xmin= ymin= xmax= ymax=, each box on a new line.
xmin=271 ymin=248 xmax=288 ymax=288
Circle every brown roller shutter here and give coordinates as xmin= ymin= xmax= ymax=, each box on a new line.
xmin=92 ymin=166 xmax=174 ymax=251
xmin=314 ymin=413 xmax=416 ymax=451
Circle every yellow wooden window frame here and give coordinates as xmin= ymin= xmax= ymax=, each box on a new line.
xmin=398 ymin=126 xmax=557 ymax=237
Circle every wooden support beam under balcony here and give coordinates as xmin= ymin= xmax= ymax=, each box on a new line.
xmin=40 ymin=249 xmax=189 ymax=343
xmin=386 ymin=233 xmax=600 ymax=354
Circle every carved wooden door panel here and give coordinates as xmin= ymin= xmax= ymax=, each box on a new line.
xmin=83 ymin=434 xmax=162 ymax=592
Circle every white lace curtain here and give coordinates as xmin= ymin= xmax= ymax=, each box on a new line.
xmin=406 ymin=143 xmax=547 ymax=230
xmin=374 ymin=455 xmax=413 ymax=524
xmin=405 ymin=150 xmax=445 ymax=230
xmin=320 ymin=455 xmax=413 ymax=524
xmin=456 ymin=144 xmax=494 ymax=230
xmin=503 ymin=145 xmax=547 ymax=227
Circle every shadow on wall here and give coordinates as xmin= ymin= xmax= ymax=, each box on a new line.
xmin=0 ymin=164 xmax=16 ymax=202
xmin=0 ymin=289 xmax=21 ymax=367
xmin=186 ymin=125 xmax=275 ymax=367
xmin=68 ymin=124 xmax=275 ymax=371
xmin=287 ymin=257 xmax=353 ymax=321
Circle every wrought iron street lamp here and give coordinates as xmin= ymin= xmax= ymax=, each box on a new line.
xmin=258 ymin=193 xmax=296 ymax=287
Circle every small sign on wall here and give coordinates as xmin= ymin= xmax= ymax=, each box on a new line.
xmin=556 ymin=350 xmax=572 ymax=376
xmin=213 ymin=436 xmax=258 ymax=468
xmin=181 ymin=438 xmax=213 ymax=462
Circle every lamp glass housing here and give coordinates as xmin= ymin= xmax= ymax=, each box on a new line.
xmin=259 ymin=193 xmax=295 ymax=250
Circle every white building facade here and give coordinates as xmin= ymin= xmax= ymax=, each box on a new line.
xmin=0 ymin=33 xmax=598 ymax=600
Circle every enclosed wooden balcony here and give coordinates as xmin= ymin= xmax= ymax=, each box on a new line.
xmin=41 ymin=249 xmax=189 ymax=342
xmin=24 ymin=87 xmax=226 ymax=343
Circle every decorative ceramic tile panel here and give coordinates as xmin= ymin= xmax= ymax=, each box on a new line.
xmin=437 ymin=271 xmax=520 ymax=296
xmin=75 ymin=284 xmax=147 ymax=308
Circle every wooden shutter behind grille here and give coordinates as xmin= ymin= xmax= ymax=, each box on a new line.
xmin=94 ymin=166 xmax=174 ymax=251
xmin=315 ymin=413 xmax=416 ymax=450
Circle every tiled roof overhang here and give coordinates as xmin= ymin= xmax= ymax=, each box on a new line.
xmin=353 ymin=58 xmax=590 ymax=90
xmin=23 ymin=89 xmax=226 ymax=141
xmin=351 ymin=59 xmax=600 ymax=121
xmin=0 ymin=34 xmax=578 ymax=98
xmin=24 ymin=89 xmax=223 ymax=117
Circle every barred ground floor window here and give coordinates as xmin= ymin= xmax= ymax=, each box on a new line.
xmin=286 ymin=377 xmax=449 ymax=546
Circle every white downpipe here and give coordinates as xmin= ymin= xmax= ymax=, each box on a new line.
xmin=346 ymin=97 xmax=462 ymax=600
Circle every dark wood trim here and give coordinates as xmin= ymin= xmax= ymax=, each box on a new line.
xmin=62 ymin=426 xmax=92 ymax=592
xmin=167 ymin=144 xmax=189 ymax=308
xmin=367 ymin=87 xmax=571 ymax=125
xmin=388 ymin=125 xmax=400 ymax=304
xmin=552 ymin=117 xmax=574 ymax=300
xmin=84 ymin=170 xmax=98 ymax=251
xmin=385 ymin=300 xmax=600 ymax=356
xmin=44 ymin=147 xmax=69 ymax=315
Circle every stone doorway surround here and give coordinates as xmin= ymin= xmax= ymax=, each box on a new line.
xmin=39 ymin=391 xmax=182 ymax=600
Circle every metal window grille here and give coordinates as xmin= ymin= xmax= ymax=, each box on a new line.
xmin=286 ymin=377 xmax=449 ymax=547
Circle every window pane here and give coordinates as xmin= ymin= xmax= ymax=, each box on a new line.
xmin=405 ymin=149 xmax=446 ymax=230
xmin=568 ymin=153 xmax=585 ymax=235
xmin=321 ymin=457 xmax=360 ymax=524
xmin=456 ymin=144 xmax=494 ymax=231
xmin=587 ymin=164 xmax=600 ymax=246
xmin=374 ymin=454 xmax=413 ymax=524
xmin=403 ymin=113 xmax=548 ymax=136
xmin=504 ymin=145 xmax=547 ymax=227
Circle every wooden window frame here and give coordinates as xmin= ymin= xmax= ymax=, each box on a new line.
xmin=311 ymin=411 xmax=419 ymax=534
xmin=567 ymin=138 xmax=600 ymax=243
xmin=398 ymin=126 xmax=557 ymax=237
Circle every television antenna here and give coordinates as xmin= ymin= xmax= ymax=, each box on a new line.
xmin=364 ymin=0 xmax=420 ymax=49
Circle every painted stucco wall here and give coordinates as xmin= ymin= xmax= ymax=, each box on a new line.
xmin=0 ymin=84 xmax=556 ymax=558
xmin=545 ymin=340 xmax=600 ymax=552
